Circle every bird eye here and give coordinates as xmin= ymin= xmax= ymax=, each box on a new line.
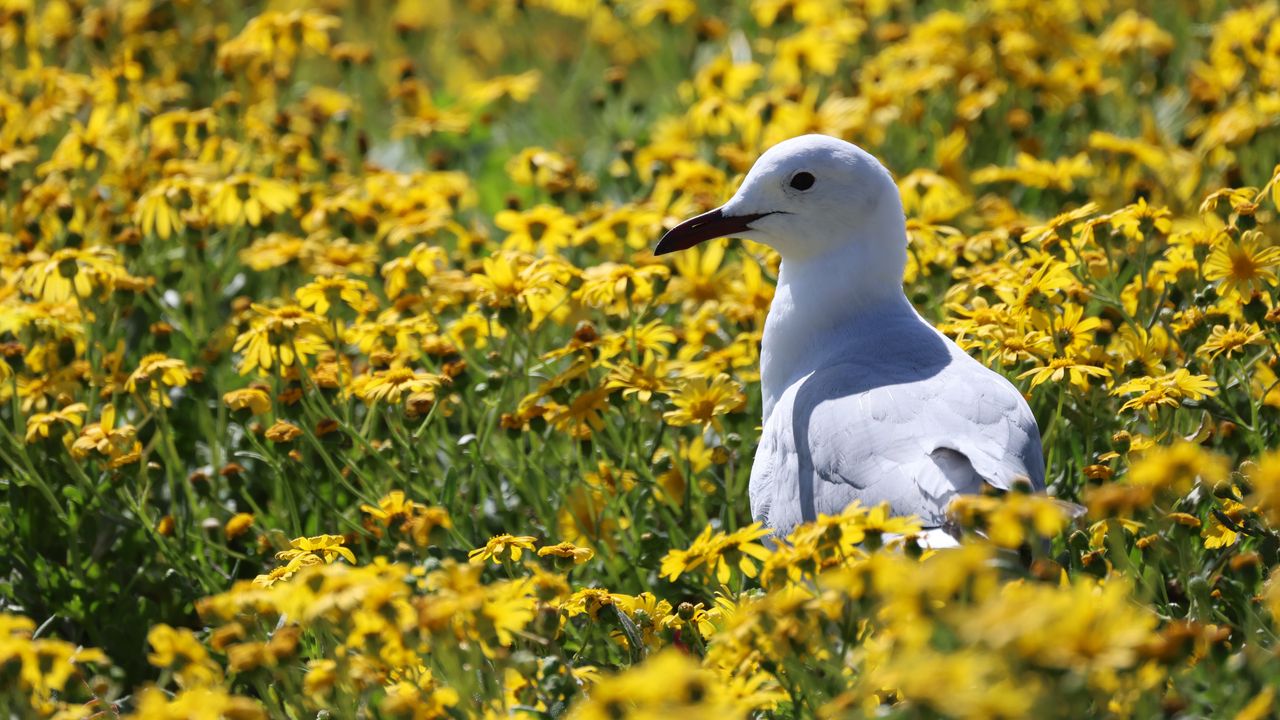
xmin=789 ymin=171 xmax=815 ymax=191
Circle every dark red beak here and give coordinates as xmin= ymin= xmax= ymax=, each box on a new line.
xmin=654 ymin=208 xmax=775 ymax=256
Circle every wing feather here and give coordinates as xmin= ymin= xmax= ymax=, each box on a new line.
xmin=749 ymin=351 xmax=1044 ymax=536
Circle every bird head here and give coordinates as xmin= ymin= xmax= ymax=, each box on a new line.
xmin=655 ymin=134 xmax=905 ymax=266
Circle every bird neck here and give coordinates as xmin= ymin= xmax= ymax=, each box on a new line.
xmin=760 ymin=226 xmax=915 ymax=423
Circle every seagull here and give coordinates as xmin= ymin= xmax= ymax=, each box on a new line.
xmin=655 ymin=134 xmax=1045 ymax=544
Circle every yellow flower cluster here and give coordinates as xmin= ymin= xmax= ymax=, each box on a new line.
xmin=5 ymin=0 xmax=1280 ymax=718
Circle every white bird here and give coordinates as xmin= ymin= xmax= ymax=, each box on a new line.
xmin=655 ymin=134 xmax=1045 ymax=543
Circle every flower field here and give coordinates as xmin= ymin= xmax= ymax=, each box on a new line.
xmin=6 ymin=0 xmax=1280 ymax=717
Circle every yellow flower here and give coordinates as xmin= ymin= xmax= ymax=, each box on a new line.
xmin=20 ymin=247 xmax=127 ymax=303
xmin=70 ymin=403 xmax=142 ymax=468
xmin=294 ymin=275 xmax=370 ymax=316
xmin=566 ymin=650 xmax=744 ymax=720
xmin=126 ymin=354 xmax=192 ymax=407
xmin=402 ymin=506 xmax=454 ymax=547
xmin=1036 ymin=303 xmax=1101 ymax=356
xmin=1128 ymin=441 xmax=1229 ymax=496
xmin=1197 ymin=323 xmax=1265 ymax=360
xmin=344 ymin=310 xmax=438 ymax=356
xmin=1203 ymin=230 xmax=1280 ymax=298
xmin=209 ymin=173 xmax=298 ymax=227
xmin=547 ymin=386 xmax=615 ymax=439
xmin=574 ymin=262 xmax=669 ymax=314
xmin=232 ymin=304 xmax=329 ymax=376
xmin=1202 ymin=499 xmax=1248 ymax=549
xmin=972 ymin=152 xmax=1094 ymax=192
xmin=558 ymin=485 xmax=630 ymax=549
xmin=948 ymin=493 xmax=1073 ymax=549
xmin=662 ymin=373 xmax=744 ymax=430
xmin=239 ymin=233 xmax=308 ymax=271
xmin=264 ymin=420 xmax=303 ymax=443
xmin=561 ymin=587 xmax=618 ymax=620
xmin=996 ymin=260 xmax=1076 ymax=319
xmin=1235 ymin=688 xmax=1275 ymax=720
xmin=469 ymin=534 xmax=537 ymax=564
xmin=349 ymin=367 xmax=443 ymax=405
xmin=631 ymin=0 xmax=697 ymax=26
xmin=0 ymin=612 xmax=108 ymax=711
xmin=1099 ymin=10 xmax=1174 ymax=56
xmin=129 ymin=686 xmax=265 ymax=719
xmin=465 ymin=70 xmax=542 ymax=105
xmin=505 ymin=146 xmax=576 ymax=190
xmin=225 ymin=513 xmax=254 ymax=540
xmin=604 ymin=361 xmax=671 ymax=403
xmin=480 ymin=579 xmax=539 ymax=647
xmin=146 ymin=624 xmax=222 ymax=688
xmin=1112 ymin=369 xmax=1218 ymax=417
xmin=25 ymin=403 xmax=87 ymax=445
xmin=360 ymin=490 xmax=419 ymax=527
xmin=275 ymin=534 xmax=356 ymax=565
xmin=223 ymin=387 xmax=272 ymax=415
xmin=1245 ymin=451 xmax=1280 ymax=528
xmin=381 ymin=677 xmax=460 ymax=718
xmin=537 ymin=542 xmax=595 ymax=565
xmin=659 ymin=522 xmax=772 ymax=584
xmin=1017 ymin=356 xmax=1111 ymax=391
xmin=303 ymin=659 xmax=338 ymax=700
xmin=495 ymin=204 xmax=578 ymax=254
xmin=470 ymin=251 xmax=574 ymax=328
xmin=135 ymin=180 xmax=189 ymax=239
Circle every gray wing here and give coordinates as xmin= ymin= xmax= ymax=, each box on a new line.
xmin=749 ymin=354 xmax=1044 ymax=536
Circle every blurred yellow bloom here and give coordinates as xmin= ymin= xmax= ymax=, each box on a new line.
xmin=402 ymin=506 xmax=454 ymax=547
xmin=1245 ymin=451 xmax=1280 ymax=527
xmin=129 ymin=686 xmax=265 ymax=719
xmin=20 ymin=247 xmax=126 ymax=303
xmin=262 ymin=418 xmax=302 ymax=443
xmin=496 ymin=204 xmax=578 ymax=254
xmin=466 ymin=70 xmax=541 ymax=106
xmin=225 ymin=513 xmax=254 ymax=541
xmin=218 ymin=9 xmax=339 ymax=75
xmin=135 ymin=180 xmax=189 ymax=239
xmin=1128 ymin=441 xmax=1229 ymax=496
xmin=567 ymin=649 xmax=747 ymax=720
xmin=209 ymin=174 xmax=299 ymax=227
xmin=949 ymin=493 xmax=1074 ymax=549
xmin=0 ymin=612 xmax=107 ymax=712
xmin=294 ymin=275 xmax=370 ymax=316
xmin=223 ymin=387 xmax=272 ymax=415
xmin=146 ymin=624 xmax=222 ymax=688
xmin=973 ymin=152 xmax=1094 ymax=192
